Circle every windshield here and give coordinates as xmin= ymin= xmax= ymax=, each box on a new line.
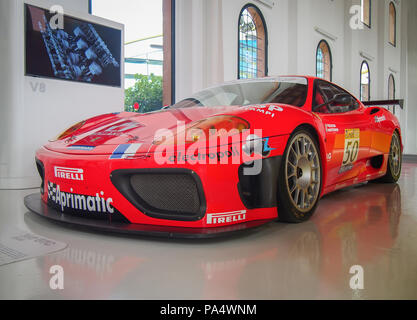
xmin=172 ymin=77 xmax=308 ymax=109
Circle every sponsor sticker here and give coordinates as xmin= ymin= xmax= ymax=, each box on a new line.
xmin=168 ymin=146 xmax=240 ymax=163
xmin=374 ymin=115 xmax=386 ymax=123
xmin=325 ymin=124 xmax=339 ymax=133
xmin=206 ymin=210 xmax=247 ymax=225
xmin=262 ymin=137 xmax=275 ymax=154
xmin=340 ymin=128 xmax=360 ymax=173
xmin=242 ymin=135 xmax=275 ymax=158
xmin=67 ymin=145 xmax=95 ymax=151
xmin=47 ymin=181 xmax=114 ymax=214
xmin=54 ymin=166 xmax=84 ymax=181
xmin=91 ymin=121 xmax=144 ymax=137
xmin=327 ymin=153 xmax=332 ymax=161
xmin=243 ymin=105 xmax=283 ymax=118
xmin=339 ymin=163 xmax=354 ymax=174
xmin=109 ymin=143 xmax=143 ymax=159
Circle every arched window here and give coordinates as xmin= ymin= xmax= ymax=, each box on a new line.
xmin=316 ymin=40 xmax=332 ymax=81
xmin=389 ymin=2 xmax=396 ymax=46
xmin=388 ymin=74 xmax=395 ymax=100
xmin=238 ymin=4 xmax=267 ymax=79
xmin=360 ymin=61 xmax=370 ymax=101
xmin=388 ymin=74 xmax=396 ymax=114
xmin=361 ymin=0 xmax=371 ymax=27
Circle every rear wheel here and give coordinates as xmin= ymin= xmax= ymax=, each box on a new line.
xmin=277 ymin=129 xmax=322 ymax=223
xmin=380 ymin=131 xmax=402 ymax=183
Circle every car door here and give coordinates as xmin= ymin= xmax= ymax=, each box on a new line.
xmin=312 ymin=80 xmax=370 ymax=187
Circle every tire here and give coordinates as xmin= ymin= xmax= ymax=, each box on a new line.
xmin=380 ymin=131 xmax=402 ymax=183
xmin=277 ymin=129 xmax=322 ymax=223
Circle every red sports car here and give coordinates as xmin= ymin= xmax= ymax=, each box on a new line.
xmin=25 ymin=76 xmax=403 ymax=238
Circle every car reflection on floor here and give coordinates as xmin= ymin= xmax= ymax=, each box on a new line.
xmin=22 ymin=176 xmax=417 ymax=300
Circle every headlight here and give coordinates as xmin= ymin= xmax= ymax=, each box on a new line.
xmin=49 ymin=120 xmax=86 ymax=141
xmin=154 ymin=115 xmax=250 ymax=145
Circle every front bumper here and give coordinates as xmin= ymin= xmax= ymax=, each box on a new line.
xmin=24 ymin=193 xmax=272 ymax=238
xmin=33 ymin=135 xmax=288 ymax=231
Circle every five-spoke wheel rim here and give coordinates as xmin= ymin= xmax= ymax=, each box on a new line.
xmin=285 ymin=134 xmax=321 ymax=213
xmin=390 ymin=133 xmax=401 ymax=177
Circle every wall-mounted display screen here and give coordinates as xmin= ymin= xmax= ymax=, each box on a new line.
xmin=25 ymin=4 xmax=122 ymax=87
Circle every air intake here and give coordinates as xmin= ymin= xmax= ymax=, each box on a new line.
xmin=35 ymin=158 xmax=45 ymax=195
xmin=111 ymin=169 xmax=206 ymax=221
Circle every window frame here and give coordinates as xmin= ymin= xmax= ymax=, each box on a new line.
xmin=312 ymin=79 xmax=360 ymax=114
xmin=89 ymin=0 xmax=176 ymax=106
xmin=360 ymin=60 xmax=371 ymax=102
xmin=237 ymin=3 xmax=268 ymax=80
xmin=361 ymin=0 xmax=372 ymax=28
xmin=316 ymin=40 xmax=333 ymax=82
xmin=388 ymin=74 xmax=396 ymax=100
xmin=388 ymin=73 xmax=396 ymax=114
xmin=389 ymin=2 xmax=397 ymax=47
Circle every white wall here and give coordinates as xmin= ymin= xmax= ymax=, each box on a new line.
xmin=403 ymin=0 xmax=417 ymax=154
xmin=175 ymin=0 xmax=416 ymax=155
xmin=0 ymin=0 xmax=125 ymax=189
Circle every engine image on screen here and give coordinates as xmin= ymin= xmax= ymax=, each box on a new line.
xmin=25 ymin=4 xmax=122 ymax=87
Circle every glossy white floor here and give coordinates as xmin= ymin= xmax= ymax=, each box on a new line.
xmin=1 ymin=162 xmax=417 ymax=300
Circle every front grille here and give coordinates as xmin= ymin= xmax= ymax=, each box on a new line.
xmin=130 ymin=174 xmax=201 ymax=214
xmin=111 ymin=169 xmax=206 ymax=221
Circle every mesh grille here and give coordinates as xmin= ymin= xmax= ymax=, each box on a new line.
xmin=129 ymin=174 xmax=201 ymax=215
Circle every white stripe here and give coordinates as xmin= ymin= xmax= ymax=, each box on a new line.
xmin=121 ymin=143 xmax=143 ymax=159
xmin=208 ymin=210 xmax=246 ymax=217
xmin=55 ymin=167 xmax=83 ymax=174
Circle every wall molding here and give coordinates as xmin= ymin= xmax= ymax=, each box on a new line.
xmin=314 ymin=27 xmax=338 ymax=41
xmin=389 ymin=67 xmax=399 ymax=74
xmin=255 ymin=0 xmax=275 ymax=9
xmin=359 ymin=51 xmax=375 ymax=61
xmin=163 ymin=0 xmax=175 ymax=105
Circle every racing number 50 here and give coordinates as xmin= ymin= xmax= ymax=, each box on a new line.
xmin=342 ymin=129 xmax=360 ymax=167
xmin=343 ymin=139 xmax=359 ymax=166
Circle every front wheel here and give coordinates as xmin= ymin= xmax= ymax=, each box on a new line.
xmin=277 ymin=129 xmax=322 ymax=223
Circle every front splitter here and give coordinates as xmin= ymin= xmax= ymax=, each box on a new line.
xmin=24 ymin=193 xmax=273 ymax=239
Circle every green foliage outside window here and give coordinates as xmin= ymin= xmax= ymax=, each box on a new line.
xmin=125 ymin=73 xmax=163 ymax=113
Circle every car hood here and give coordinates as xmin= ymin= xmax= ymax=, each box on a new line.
xmin=44 ymin=104 xmax=300 ymax=155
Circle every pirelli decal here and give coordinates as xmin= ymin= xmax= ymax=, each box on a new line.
xmin=206 ymin=210 xmax=247 ymax=225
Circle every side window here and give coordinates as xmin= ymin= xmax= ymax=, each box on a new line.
xmin=313 ymin=80 xmax=359 ymax=114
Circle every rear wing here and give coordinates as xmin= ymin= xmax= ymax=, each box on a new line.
xmin=362 ymin=99 xmax=404 ymax=110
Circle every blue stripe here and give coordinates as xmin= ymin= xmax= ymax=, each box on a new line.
xmin=110 ymin=144 xmax=130 ymax=159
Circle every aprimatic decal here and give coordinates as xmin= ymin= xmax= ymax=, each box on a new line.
xmin=340 ymin=128 xmax=360 ymax=174
xmin=47 ymin=181 xmax=114 ymax=214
